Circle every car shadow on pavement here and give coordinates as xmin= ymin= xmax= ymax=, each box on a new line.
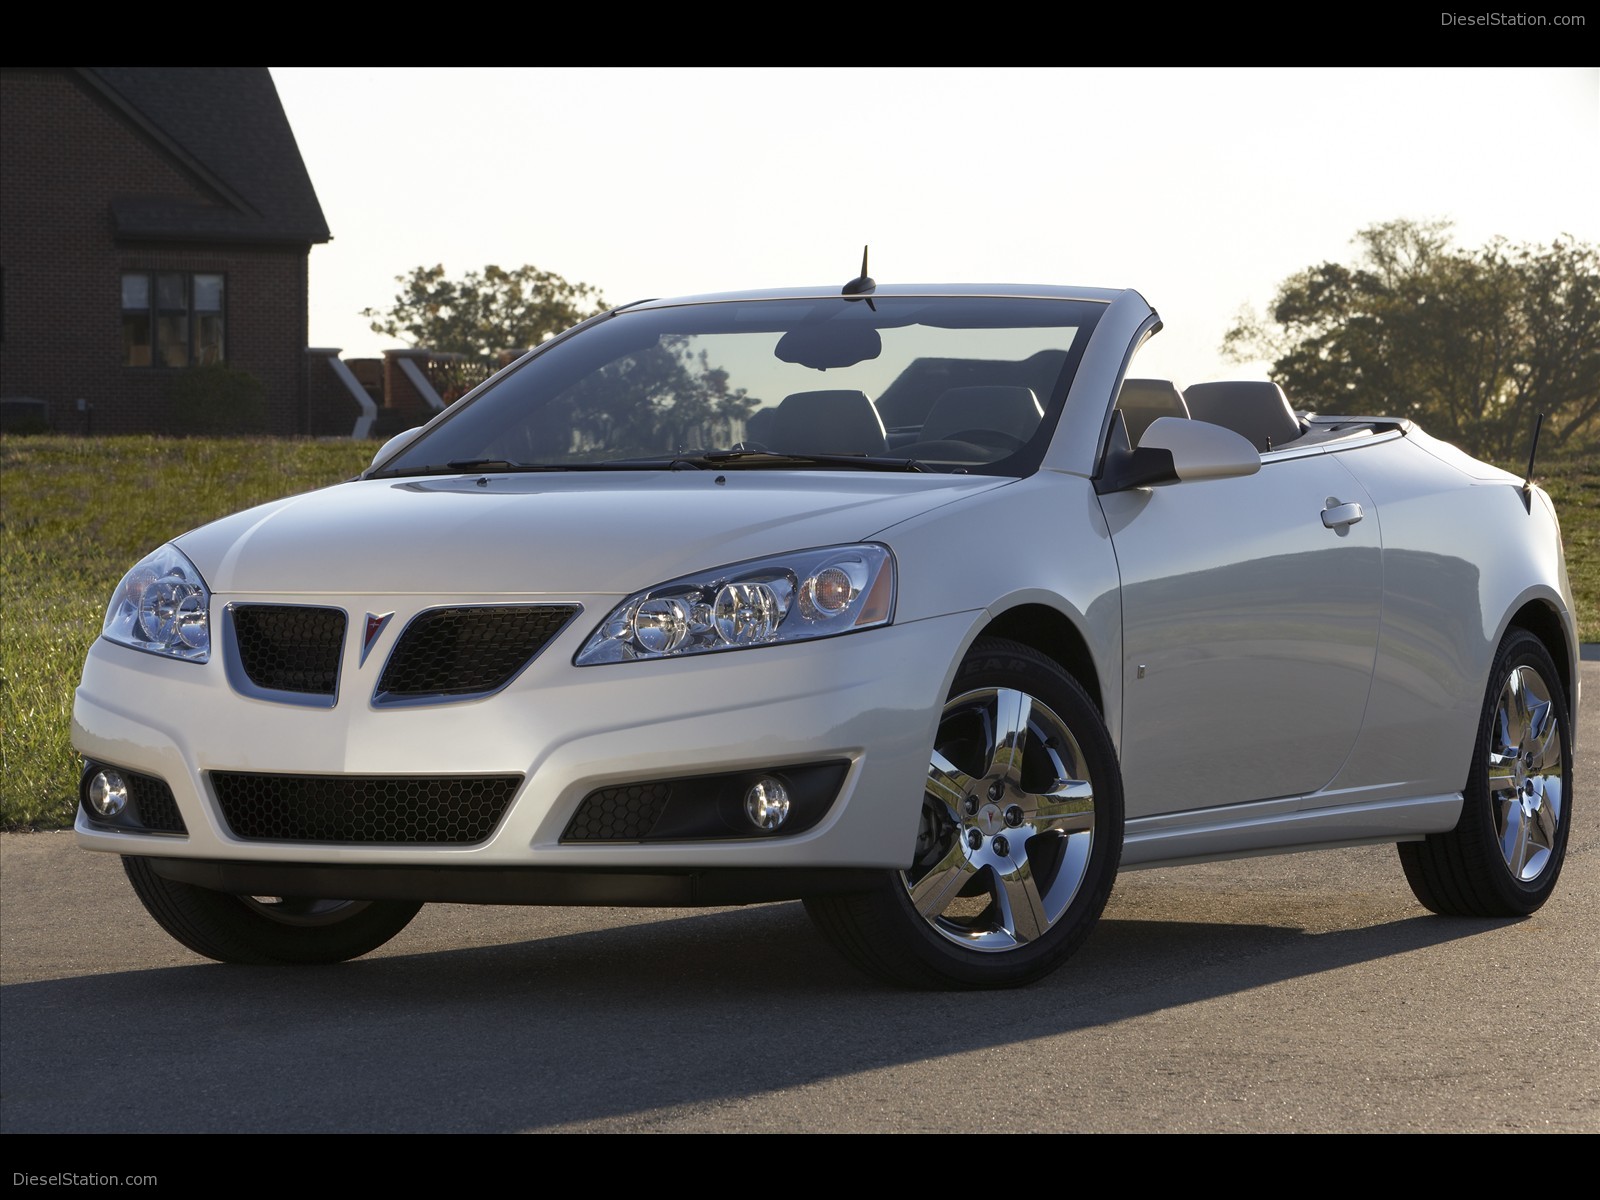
xmin=0 ymin=892 xmax=1508 ymax=1134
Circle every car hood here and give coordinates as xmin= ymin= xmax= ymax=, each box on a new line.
xmin=176 ymin=470 xmax=1012 ymax=595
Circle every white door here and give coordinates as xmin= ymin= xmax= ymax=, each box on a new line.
xmin=1100 ymin=453 xmax=1383 ymax=819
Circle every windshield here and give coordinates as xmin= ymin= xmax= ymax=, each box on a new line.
xmin=374 ymin=295 xmax=1104 ymax=478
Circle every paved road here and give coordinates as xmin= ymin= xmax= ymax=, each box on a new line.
xmin=4 ymin=665 xmax=1596 ymax=1137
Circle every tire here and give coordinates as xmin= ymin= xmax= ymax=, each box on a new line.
xmin=122 ymin=856 xmax=423 ymax=964
xmin=806 ymin=637 xmax=1123 ymax=989
xmin=1398 ymin=628 xmax=1573 ymax=917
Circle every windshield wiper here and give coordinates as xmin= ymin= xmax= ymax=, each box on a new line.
xmin=694 ymin=451 xmax=931 ymax=473
xmin=369 ymin=460 xmax=547 ymax=479
xmin=369 ymin=460 xmax=624 ymax=479
xmin=446 ymin=458 xmax=521 ymax=471
xmin=370 ymin=452 xmax=934 ymax=479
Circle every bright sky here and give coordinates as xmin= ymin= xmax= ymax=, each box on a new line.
xmin=269 ymin=67 xmax=1599 ymax=390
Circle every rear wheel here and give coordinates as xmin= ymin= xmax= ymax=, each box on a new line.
xmin=807 ymin=638 xmax=1123 ymax=988
xmin=1399 ymin=628 xmax=1572 ymax=917
xmin=122 ymin=856 xmax=423 ymax=964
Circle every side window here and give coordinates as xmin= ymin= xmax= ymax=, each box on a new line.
xmin=122 ymin=272 xmax=225 ymax=367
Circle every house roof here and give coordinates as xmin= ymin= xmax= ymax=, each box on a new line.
xmin=80 ymin=67 xmax=331 ymax=246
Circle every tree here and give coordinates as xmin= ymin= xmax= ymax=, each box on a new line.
xmin=1224 ymin=220 xmax=1600 ymax=458
xmin=362 ymin=264 xmax=608 ymax=359
xmin=548 ymin=337 xmax=757 ymax=459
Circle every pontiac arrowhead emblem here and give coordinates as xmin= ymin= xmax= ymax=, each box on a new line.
xmin=360 ymin=612 xmax=395 ymax=666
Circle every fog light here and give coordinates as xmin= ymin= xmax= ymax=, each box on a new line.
xmin=88 ymin=769 xmax=129 ymax=818
xmin=744 ymin=777 xmax=791 ymax=831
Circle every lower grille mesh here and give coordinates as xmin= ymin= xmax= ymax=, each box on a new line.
xmin=563 ymin=783 xmax=672 ymax=841
xmin=212 ymin=772 xmax=521 ymax=844
xmin=128 ymin=771 xmax=188 ymax=834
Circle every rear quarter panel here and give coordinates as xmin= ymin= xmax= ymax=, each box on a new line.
xmin=1316 ymin=431 xmax=1576 ymax=803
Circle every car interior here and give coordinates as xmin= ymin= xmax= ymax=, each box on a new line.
xmin=717 ymin=366 xmax=1392 ymax=467
xmin=768 ymin=389 xmax=888 ymax=456
xmin=1181 ymin=380 xmax=1304 ymax=453
xmin=1112 ymin=378 xmax=1400 ymax=456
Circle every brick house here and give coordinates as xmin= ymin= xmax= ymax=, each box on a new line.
xmin=0 ymin=67 xmax=334 ymax=435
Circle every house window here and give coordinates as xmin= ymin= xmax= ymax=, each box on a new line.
xmin=123 ymin=272 xmax=224 ymax=367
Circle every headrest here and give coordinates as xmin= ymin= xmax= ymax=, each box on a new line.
xmin=1115 ymin=378 xmax=1189 ymax=446
xmin=770 ymin=390 xmax=886 ymax=456
xmin=1183 ymin=381 xmax=1300 ymax=453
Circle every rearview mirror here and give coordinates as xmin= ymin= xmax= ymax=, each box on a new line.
xmin=774 ymin=325 xmax=882 ymax=370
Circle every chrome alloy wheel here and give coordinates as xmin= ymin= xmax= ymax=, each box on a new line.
xmin=1486 ymin=664 xmax=1564 ymax=884
xmin=906 ymin=686 xmax=1095 ymax=951
xmin=1397 ymin=627 xmax=1572 ymax=918
xmin=804 ymin=637 xmax=1121 ymax=988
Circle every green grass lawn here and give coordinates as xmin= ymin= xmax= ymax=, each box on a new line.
xmin=1511 ymin=448 xmax=1598 ymax=647
xmin=2 ymin=435 xmax=380 ymax=828
xmin=3 ymin=434 xmax=1595 ymax=830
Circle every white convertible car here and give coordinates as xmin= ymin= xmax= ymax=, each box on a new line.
xmin=72 ymin=277 xmax=1578 ymax=988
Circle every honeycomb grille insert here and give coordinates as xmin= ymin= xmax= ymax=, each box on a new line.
xmin=376 ymin=605 xmax=580 ymax=700
xmin=212 ymin=773 xmax=521 ymax=844
xmin=232 ymin=605 xmax=346 ymax=695
xmin=128 ymin=771 xmax=187 ymax=834
xmin=563 ymin=783 xmax=673 ymax=841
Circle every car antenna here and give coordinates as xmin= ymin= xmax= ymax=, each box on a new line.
xmin=1520 ymin=410 xmax=1544 ymax=510
xmin=842 ymin=246 xmax=876 ymax=310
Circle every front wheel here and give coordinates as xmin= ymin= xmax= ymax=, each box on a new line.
xmin=1398 ymin=628 xmax=1573 ymax=917
xmin=122 ymin=856 xmax=423 ymax=964
xmin=806 ymin=638 xmax=1123 ymax=989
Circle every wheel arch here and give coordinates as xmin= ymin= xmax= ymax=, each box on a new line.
xmin=1503 ymin=595 xmax=1576 ymax=713
xmin=975 ymin=602 xmax=1104 ymax=716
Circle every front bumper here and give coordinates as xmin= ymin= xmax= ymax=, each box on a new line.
xmin=73 ymin=594 xmax=975 ymax=873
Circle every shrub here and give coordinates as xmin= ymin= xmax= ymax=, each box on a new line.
xmin=168 ymin=364 xmax=268 ymax=435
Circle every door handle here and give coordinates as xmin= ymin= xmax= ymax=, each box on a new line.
xmin=1321 ymin=501 xmax=1364 ymax=529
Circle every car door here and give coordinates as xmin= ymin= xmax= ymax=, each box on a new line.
xmin=1098 ymin=451 xmax=1383 ymax=819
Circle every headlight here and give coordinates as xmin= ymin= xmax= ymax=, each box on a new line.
xmin=576 ymin=544 xmax=895 ymax=665
xmin=102 ymin=544 xmax=211 ymax=662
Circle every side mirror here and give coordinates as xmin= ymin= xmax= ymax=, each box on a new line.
xmin=1096 ymin=415 xmax=1259 ymax=493
xmin=1141 ymin=417 xmax=1261 ymax=482
xmin=368 ymin=427 xmax=423 ymax=473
